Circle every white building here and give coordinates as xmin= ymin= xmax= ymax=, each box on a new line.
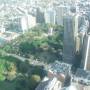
xmin=0 ymin=26 xmax=5 ymax=33
xmin=44 ymin=8 xmax=56 ymax=25
xmin=35 ymin=77 xmax=62 ymax=90
xmin=81 ymin=34 xmax=90 ymax=70
xmin=21 ymin=14 xmax=36 ymax=33
xmin=56 ymin=5 xmax=70 ymax=26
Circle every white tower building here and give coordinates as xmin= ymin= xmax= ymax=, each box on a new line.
xmin=44 ymin=8 xmax=56 ymax=25
xmin=81 ymin=34 xmax=90 ymax=70
xmin=21 ymin=14 xmax=36 ymax=33
xmin=56 ymin=5 xmax=70 ymax=26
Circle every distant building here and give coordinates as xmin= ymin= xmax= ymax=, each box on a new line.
xmin=78 ymin=16 xmax=89 ymax=52
xmin=78 ymin=31 xmax=86 ymax=52
xmin=81 ymin=34 xmax=90 ymax=70
xmin=0 ymin=26 xmax=5 ymax=33
xmin=63 ymin=14 xmax=79 ymax=64
xmin=56 ymin=5 xmax=70 ymax=26
xmin=21 ymin=14 xmax=36 ymax=33
xmin=36 ymin=8 xmax=45 ymax=23
xmin=5 ymin=18 xmax=22 ymax=33
xmin=44 ymin=8 xmax=56 ymax=25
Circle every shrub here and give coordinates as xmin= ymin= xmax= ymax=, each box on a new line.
xmin=29 ymin=74 xmax=41 ymax=90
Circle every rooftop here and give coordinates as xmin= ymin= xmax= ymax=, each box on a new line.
xmin=49 ymin=61 xmax=72 ymax=75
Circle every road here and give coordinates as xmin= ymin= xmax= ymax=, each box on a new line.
xmin=6 ymin=53 xmax=49 ymax=68
xmin=6 ymin=53 xmax=27 ymax=62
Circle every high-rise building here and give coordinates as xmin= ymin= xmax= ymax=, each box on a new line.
xmin=56 ymin=5 xmax=70 ymax=26
xmin=81 ymin=34 xmax=90 ymax=70
xmin=21 ymin=14 xmax=36 ymax=33
xmin=44 ymin=8 xmax=56 ymax=25
xmin=63 ymin=14 xmax=79 ymax=64
xmin=36 ymin=8 xmax=45 ymax=23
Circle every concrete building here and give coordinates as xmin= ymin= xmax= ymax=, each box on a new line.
xmin=56 ymin=5 xmax=70 ymax=26
xmin=36 ymin=8 xmax=45 ymax=23
xmin=63 ymin=14 xmax=79 ymax=64
xmin=44 ymin=8 xmax=56 ymax=25
xmin=72 ymin=68 xmax=90 ymax=85
xmin=81 ymin=34 xmax=90 ymax=70
xmin=35 ymin=77 xmax=62 ymax=90
xmin=77 ymin=16 xmax=89 ymax=52
xmin=0 ymin=26 xmax=5 ymax=33
xmin=21 ymin=14 xmax=36 ymax=33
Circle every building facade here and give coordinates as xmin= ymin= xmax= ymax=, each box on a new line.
xmin=21 ymin=14 xmax=36 ymax=33
xmin=63 ymin=14 xmax=79 ymax=64
xmin=44 ymin=8 xmax=56 ymax=25
xmin=81 ymin=34 xmax=90 ymax=70
xmin=56 ymin=5 xmax=70 ymax=26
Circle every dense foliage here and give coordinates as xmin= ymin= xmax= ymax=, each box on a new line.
xmin=3 ymin=24 xmax=64 ymax=63
xmin=0 ymin=54 xmax=45 ymax=90
xmin=0 ymin=24 xmax=64 ymax=90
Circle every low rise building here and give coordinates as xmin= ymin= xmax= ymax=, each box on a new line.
xmin=72 ymin=68 xmax=90 ymax=86
xmin=36 ymin=77 xmax=62 ymax=90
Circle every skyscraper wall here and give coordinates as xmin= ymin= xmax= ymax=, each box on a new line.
xmin=81 ymin=34 xmax=90 ymax=70
xmin=56 ymin=5 xmax=70 ymax=26
xmin=44 ymin=8 xmax=56 ymax=25
xmin=63 ymin=14 xmax=79 ymax=64
xmin=21 ymin=15 xmax=36 ymax=33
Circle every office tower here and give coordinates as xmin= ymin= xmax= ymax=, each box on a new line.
xmin=78 ymin=16 xmax=89 ymax=52
xmin=77 ymin=32 xmax=85 ymax=52
xmin=56 ymin=5 xmax=70 ymax=26
xmin=36 ymin=8 xmax=45 ymax=23
xmin=44 ymin=8 xmax=56 ymax=25
xmin=21 ymin=14 xmax=36 ymax=33
xmin=63 ymin=14 xmax=79 ymax=64
xmin=73 ymin=14 xmax=82 ymax=53
xmin=81 ymin=34 xmax=90 ymax=70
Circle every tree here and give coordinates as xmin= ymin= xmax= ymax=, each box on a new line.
xmin=15 ymin=76 xmax=28 ymax=90
xmin=18 ymin=62 xmax=29 ymax=74
xmin=19 ymin=41 xmax=35 ymax=56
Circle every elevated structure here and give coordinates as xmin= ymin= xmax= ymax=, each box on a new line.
xmin=56 ymin=5 xmax=70 ymax=26
xmin=44 ymin=7 xmax=56 ymax=25
xmin=72 ymin=68 xmax=90 ymax=85
xmin=21 ymin=14 xmax=36 ymax=33
xmin=81 ymin=34 xmax=90 ymax=70
xmin=63 ymin=14 xmax=79 ymax=64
